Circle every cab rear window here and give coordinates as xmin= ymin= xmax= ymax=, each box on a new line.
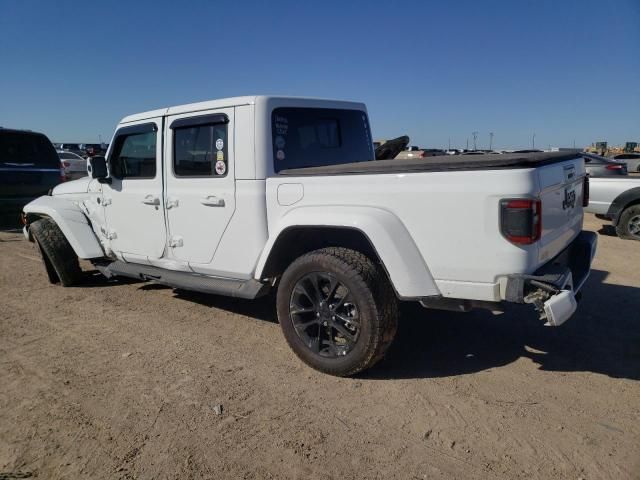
xmin=0 ymin=131 xmax=59 ymax=167
xmin=272 ymin=107 xmax=373 ymax=172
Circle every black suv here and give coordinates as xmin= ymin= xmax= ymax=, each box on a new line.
xmin=0 ymin=128 xmax=63 ymax=223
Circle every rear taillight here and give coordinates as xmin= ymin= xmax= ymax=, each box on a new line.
xmin=606 ymin=164 xmax=623 ymax=170
xmin=583 ymin=175 xmax=590 ymax=207
xmin=62 ymin=161 xmax=71 ymax=167
xmin=500 ymin=198 xmax=542 ymax=245
xmin=59 ymin=166 xmax=67 ymax=182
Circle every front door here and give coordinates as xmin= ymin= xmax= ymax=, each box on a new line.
xmin=102 ymin=118 xmax=167 ymax=259
xmin=164 ymin=108 xmax=236 ymax=265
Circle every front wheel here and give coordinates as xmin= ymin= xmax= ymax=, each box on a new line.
xmin=276 ymin=247 xmax=398 ymax=376
xmin=615 ymin=205 xmax=640 ymax=241
xmin=30 ymin=217 xmax=83 ymax=286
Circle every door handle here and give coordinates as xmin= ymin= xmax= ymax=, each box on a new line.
xmin=142 ymin=195 xmax=160 ymax=206
xmin=200 ymin=195 xmax=225 ymax=207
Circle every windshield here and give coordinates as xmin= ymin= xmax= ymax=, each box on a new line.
xmin=271 ymin=107 xmax=374 ymax=172
xmin=0 ymin=131 xmax=60 ymax=167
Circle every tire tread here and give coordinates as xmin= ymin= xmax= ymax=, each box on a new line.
xmin=30 ymin=217 xmax=82 ymax=286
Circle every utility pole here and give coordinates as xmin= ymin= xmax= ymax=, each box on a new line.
xmin=489 ymin=132 xmax=494 ymax=151
xmin=448 ymin=137 xmax=451 ymax=150
xmin=472 ymin=131 xmax=478 ymax=151
xmin=532 ymin=133 xmax=536 ymax=149
xmin=466 ymin=138 xmax=469 ymax=150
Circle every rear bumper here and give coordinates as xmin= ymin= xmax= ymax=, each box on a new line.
xmin=505 ymin=231 xmax=597 ymax=326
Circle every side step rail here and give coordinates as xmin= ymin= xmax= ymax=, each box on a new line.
xmin=96 ymin=261 xmax=269 ymax=299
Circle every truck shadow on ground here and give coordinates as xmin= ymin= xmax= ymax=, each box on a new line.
xmin=597 ymin=224 xmax=618 ymax=237
xmin=144 ymin=269 xmax=639 ymax=382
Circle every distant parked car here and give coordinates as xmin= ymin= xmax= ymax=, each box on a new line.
xmin=611 ymin=153 xmax=640 ymax=173
xmin=582 ymin=152 xmax=627 ymax=177
xmin=57 ymin=150 xmax=87 ymax=180
xmin=461 ymin=150 xmax=485 ymax=155
xmin=586 ymin=176 xmax=640 ymax=240
xmin=0 ymin=128 xmax=64 ymax=220
xmin=395 ymin=148 xmax=445 ymax=159
xmin=80 ymin=143 xmax=107 ymax=158
xmin=58 ymin=143 xmax=85 ymax=157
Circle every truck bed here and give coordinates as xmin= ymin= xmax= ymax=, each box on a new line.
xmin=279 ymin=151 xmax=582 ymax=176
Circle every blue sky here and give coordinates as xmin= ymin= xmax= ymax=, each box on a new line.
xmin=1 ymin=0 xmax=638 ymax=149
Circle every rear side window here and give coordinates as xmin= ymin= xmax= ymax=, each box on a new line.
xmin=110 ymin=128 xmax=157 ymax=179
xmin=173 ymin=123 xmax=228 ymax=177
xmin=272 ymin=107 xmax=374 ymax=172
xmin=0 ymin=131 xmax=59 ymax=167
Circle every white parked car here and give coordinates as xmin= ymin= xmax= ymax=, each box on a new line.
xmin=57 ymin=150 xmax=87 ymax=180
xmin=611 ymin=153 xmax=640 ymax=173
xmin=22 ymin=96 xmax=596 ymax=376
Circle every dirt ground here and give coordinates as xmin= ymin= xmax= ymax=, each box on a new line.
xmin=0 ymin=214 xmax=638 ymax=480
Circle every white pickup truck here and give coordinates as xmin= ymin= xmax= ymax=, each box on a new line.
xmin=21 ymin=96 xmax=596 ymax=376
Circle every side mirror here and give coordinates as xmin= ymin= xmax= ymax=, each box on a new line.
xmin=87 ymin=156 xmax=110 ymax=182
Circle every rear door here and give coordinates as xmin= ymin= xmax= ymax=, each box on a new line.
xmin=164 ymin=108 xmax=236 ymax=265
xmin=537 ymin=158 xmax=585 ymax=263
xmin=102 ymin=118 xmax=167 ymax=258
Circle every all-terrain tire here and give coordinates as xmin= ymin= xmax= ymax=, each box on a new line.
xmin=276 ymin=247 xmax=398 ymax=376
xmin=615 ymin=204 xmax=640 ymax=241
xmin=30 ymin=217 xmax=83 ymax=286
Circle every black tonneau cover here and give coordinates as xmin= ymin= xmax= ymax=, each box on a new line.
xmin=279 ymin=151 xmax=582 ymax=176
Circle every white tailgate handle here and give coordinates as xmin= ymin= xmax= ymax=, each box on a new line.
xmin=142 ymin=195 xmax=160 ymax=206
xmin=200 ymin=195 xmax=225 ymax=207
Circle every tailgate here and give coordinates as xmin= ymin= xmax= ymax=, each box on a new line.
xmin=537 ymin=158 xmax=585 ymax=264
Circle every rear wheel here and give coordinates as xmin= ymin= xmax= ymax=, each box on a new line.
xmin=30 ymin=217 xmax=83 ymax=286
xmin=615 ymin=205 xmax=640 ymax=241
xmin=276 ymin=247 xmax=398 ymax=376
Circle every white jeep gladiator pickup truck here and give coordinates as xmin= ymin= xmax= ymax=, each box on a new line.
xmin=22 ymin=96 xmax=597 ymax=376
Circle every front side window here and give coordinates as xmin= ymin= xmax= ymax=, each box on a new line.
xmin=272 ymin=107 xmax=373 ymax=172
xmin=174 ymin=123 xmax=228 ymax=177
xmin=110 ymin=130 xmax=157 ymax=179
